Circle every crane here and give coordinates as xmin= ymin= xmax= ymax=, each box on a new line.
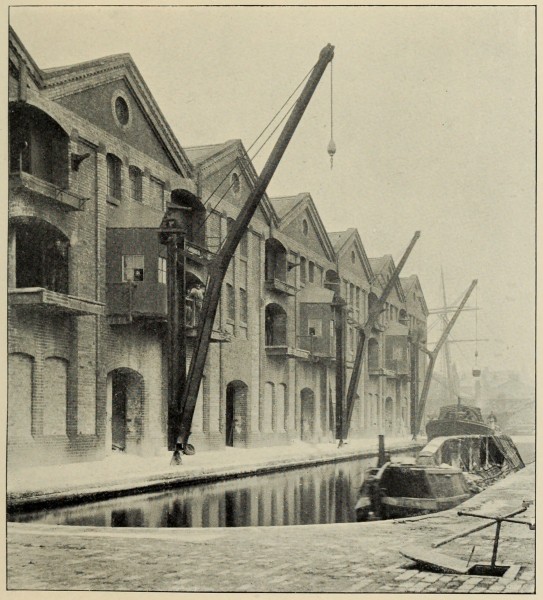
xmin=173 ymin=44 xmax=335 ymax=460
xmin=413 ymin=279 xmax=478 ymax=436
xmin=339 ymin=231 xmax=421 ymax=443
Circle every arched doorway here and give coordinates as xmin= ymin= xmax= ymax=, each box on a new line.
xmin=225 ymin=380 xmax=248 ymax=447
xmin=109 ymin=368 xmax=144 ymax=453
xmin=300 ymin=388 xmax=315 ymax=441
xmin=385 ymin=397 xmax=394 ymax=432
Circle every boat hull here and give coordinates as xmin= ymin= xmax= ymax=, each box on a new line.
xmin=426 ymin=419 xmax=493 ymax=441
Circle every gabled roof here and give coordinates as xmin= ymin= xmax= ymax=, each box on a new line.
xmin=271 ymin=194 xmax=306 ymax=220
xmin=328 ymin=228 xmax=373 ymax=282
xmin=269 ymin=192 xmax=336 ymax=263
xmin=185 ymin=141 xmax=237 ymax=167
xmin=185 ymin=139 xmax=277 ymax=226
xmin=9 ymin=26 xmax=194 ymax=178
xmin=368 ymin=255 xmax=406 ymax=303
xmin=401 ymin=274 xmax=429 ymax=316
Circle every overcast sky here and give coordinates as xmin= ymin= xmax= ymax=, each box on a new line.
xmin=9 ymin=5 xmax=536 ymax=385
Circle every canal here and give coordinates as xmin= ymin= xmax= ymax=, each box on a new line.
xmin=9 ymin=452 xmax=416 ymax=528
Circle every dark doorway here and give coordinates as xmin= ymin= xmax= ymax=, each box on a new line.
xmin=225 ymin=381 xmax=248 ymax=447
xmin=110 ymin=368 xmax=144 ymax=453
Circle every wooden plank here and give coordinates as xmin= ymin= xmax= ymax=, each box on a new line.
xmin=400 ymin=545 xmax=470 ymax=574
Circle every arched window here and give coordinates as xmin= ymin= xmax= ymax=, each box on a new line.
xmin=43 ymin=357 xmax=68 ymax=436
xmin=129 ymin=166 xmax=143 ymax=202
xmin=8 ymin=352 xmax=34 ymax=439
xmin=12 ymin=217 xmax=70 ymax=294
xmin=107 ymin=153 xmax=122 ymax=200
xmin=264 ymin=382 xmax=274 ymax=433
xmin=368 ymin=338 xmax=379 ymax=371
xmin=265 ymin=238 xmax=287 ymax=283
xmin=265 ymin=303 xmax=287 ymax=346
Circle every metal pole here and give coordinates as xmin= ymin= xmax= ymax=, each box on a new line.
xmin=415 ymin=279 xmax=478 ymax=434
xmin=167 ymin=232 xmax=179 ymax=450
xmin=342 ymin=231 xmax=421 ymax=441
xmin=335 ymin=297 xmax=347 ymax=443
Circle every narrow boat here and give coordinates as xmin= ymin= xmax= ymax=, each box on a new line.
xmin=355 ymin=433 xmax=524 ymax=522
xmin=426 ymin=402 xmax=494 ymax=441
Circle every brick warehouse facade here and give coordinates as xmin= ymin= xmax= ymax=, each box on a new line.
xmin=8 ymin=28 xmax=428 ymax=467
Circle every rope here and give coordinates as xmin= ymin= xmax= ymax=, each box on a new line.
xmin=199 ymin=62 xmax=315 ymax=210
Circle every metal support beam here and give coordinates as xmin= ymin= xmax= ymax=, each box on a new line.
xmin=414 ymin=279 xmax=478 ymax=435
xmin=341 ymin=231 xmax=420 ymax=441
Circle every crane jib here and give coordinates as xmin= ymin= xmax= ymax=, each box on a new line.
xmin=175 ymin=44 xmax=335 ymax=454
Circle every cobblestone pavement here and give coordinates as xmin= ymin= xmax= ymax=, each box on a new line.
xmin=7 ymin=463 xmax=535 ymax=592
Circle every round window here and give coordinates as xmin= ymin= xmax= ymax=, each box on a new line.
xmin=302 ymin=219 xmax=308 ymax=235
xmin=115 ymin=96 xmax=130 ymax=126
xmin=231 ymin=173 xmax=241 ymax=195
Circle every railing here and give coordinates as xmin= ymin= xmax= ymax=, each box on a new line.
xmin=265 ymin=277 xmax=296 ymax=296
xmin=9 ymin=171 xmax=88 ymax=210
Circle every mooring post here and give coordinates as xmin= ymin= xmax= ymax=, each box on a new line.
xmin=377 ymin=434 xmax=386 ymax=467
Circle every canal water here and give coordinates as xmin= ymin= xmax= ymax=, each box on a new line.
xmin=9 ymin=452 xmax=415 ymax=528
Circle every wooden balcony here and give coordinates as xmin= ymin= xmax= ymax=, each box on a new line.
xmin=9 ymin=288 xmax=104 ymax=316
xmin=9 ymin=171 xmax=88 ymax=211
xmin=265 ymin=278 xmax=296 ymax=296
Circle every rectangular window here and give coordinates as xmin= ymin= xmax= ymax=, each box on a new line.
xmin=300 ymin=257 xmax=307 ymax=284
xmin=129 ymin=166 xmax=143 ymax=202
xmin=308 ymin=261 xmax=315 ymax=283
xmin=122 ymin=255 xmax=144 ymax=282
xmin=240 ymin=231 xmax=248 ymax=258
xmin=226 ymin=283 xmax=235 ymax=321
xmin=150 ymin=177 xmax=165 ymax=211
xmin=158 ymin=256 xmax=167 ymax=284
xmin=308 ymin=319 xmax=322 ymax=337
xmin=350 ymin=283 xmax=355 ymax=306
xmin=240 ymin=288 xmax=248 ymax=324
xmin=107 ymin=154 xmax=122 ymax=200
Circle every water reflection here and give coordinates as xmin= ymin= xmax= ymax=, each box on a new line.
xmin=10 ymin=454 xmax=414 ymax=528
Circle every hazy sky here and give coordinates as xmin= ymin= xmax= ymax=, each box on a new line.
xmin=9 ymin=5 xmax=536 ymax=383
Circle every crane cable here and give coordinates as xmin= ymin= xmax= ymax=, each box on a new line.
xmin=474 ymin=285 xmax=479 ymax=364
xmin=198 ymin=61 xmax=316 ymax=211
xmin=327 ymin=58 xmax=336 ymax=169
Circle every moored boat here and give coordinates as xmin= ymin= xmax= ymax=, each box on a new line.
xmin=355 ymin=433 xmax=524 ymax=522
xmin=426 ymin=402 xmax=494 ymax=441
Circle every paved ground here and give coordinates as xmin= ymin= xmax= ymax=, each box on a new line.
xmin=7 ymin=460 xmax=535 ymax=592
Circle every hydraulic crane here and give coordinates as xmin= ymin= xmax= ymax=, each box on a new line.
xmin=173 ymin=44 xmax=335 ymax=460
xmin=413 ymin=278 xmax=478 ymax=436
xmin=338 ymin=231 xmax=421 ymax=443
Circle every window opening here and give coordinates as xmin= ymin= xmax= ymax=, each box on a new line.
xmin=107 ymin=154 xmax=122 ymax=200
xmin=158 ymin=256 xmax=167 ymax=284
xmin=122 ymin=255 xmax=144 ymax=282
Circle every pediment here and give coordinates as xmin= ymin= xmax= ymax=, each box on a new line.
xmin=275 ymin=194 xmax=335 ymax=262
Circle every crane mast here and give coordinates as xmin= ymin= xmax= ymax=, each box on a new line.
xmin=413 ymin=278 xmax=478 ymax=435
xmin=339 ymin=231 xmax=421 ymax=442
xmin=175 ymin=44 xmax=335 ymax=456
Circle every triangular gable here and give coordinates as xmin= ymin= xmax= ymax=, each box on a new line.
xmin=273 ymin=193 xmax=336 ymax=263
xmin=330 ymin=228 xmax=373 ymax=283
xmin=185 ymin=139 xmax=276 ymax=227
xmin=402 ymin=275 xmax=429 ymax=316
xmin=369 ymin=255 xmax=406 ymax=303
xmin=14 ymin=32 xmax=193 ymax=178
